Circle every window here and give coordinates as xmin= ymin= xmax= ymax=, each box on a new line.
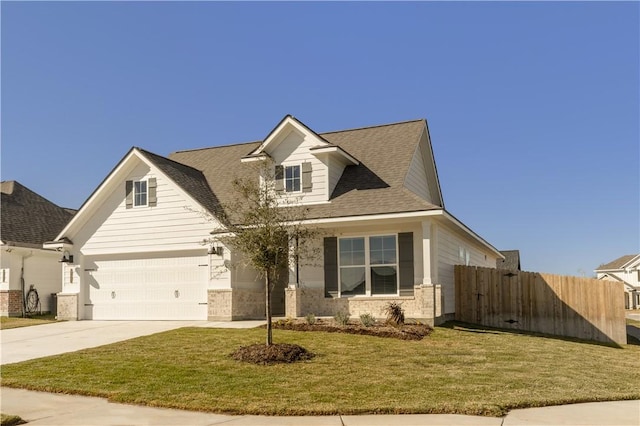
xmin=134 ymin=180 xmax=147 ymax=206
xmin=284 ymin=165 xmax=301 ymax=192
xmin=339 ymin=235 xmax=398 ymax=296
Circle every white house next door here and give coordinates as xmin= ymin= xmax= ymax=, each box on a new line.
xmin=84 ymin=253 xmax=208 ymax=320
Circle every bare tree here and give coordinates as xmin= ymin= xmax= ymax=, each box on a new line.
xmin=211 ymin=162 xmax=318 ymax=346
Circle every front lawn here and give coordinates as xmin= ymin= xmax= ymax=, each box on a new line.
xmin=1 ymin=323 xmax=639 ymax=417
xmin=0 ymin=314 xmax=57 ymax=330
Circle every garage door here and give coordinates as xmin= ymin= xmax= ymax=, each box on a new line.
xmin=84 ymin=254 xmax=208 ymax=320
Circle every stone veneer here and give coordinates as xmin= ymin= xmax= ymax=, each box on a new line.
xmin=56 ymin=293 xmax=78 ymax=320
xmin=0 ymin=290 xmax=23 ymax=317
xmin=285 ymin=284 xmax=444 ymax=326
xmin=208 ymin=288 xmax=265 ymax=321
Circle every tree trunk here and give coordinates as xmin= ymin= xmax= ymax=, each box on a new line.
xmin=265 ymin=268 xmax=273 ymax=346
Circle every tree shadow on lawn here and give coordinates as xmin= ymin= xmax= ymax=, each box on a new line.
xmin=441 ymin=321 xmax=632 ymax=349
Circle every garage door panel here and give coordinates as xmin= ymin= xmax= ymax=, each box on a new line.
xmin=85 ymin=254 xmax=208 ymax=320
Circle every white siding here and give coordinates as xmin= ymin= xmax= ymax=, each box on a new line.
xmin=404 ymin=144 xmax=432 ymax=202
xmin=0 ymin=250 xmax=62 ymax=312
xmin=75 ymin=162 xmax=216 ymax=256
xmin=230 ymin=250 xmax=263 ymax=290
xmin=327 ymin=156 xmax=346 ymax=199
xmin=436 ymin=224 xmax=498 ymax=314
xmin=269 ymin=129 xmax=329 ymax=204
xmin=23 ymin=252 xmax=62 ymax=312
xmin=597 ymin=270 xmax=640 ymax=287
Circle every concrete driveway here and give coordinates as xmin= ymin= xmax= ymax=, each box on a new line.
xmin=0 ymin=320 xmax=263 ymax=365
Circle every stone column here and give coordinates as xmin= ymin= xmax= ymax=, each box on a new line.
xmin=285 ymin=287 xmax=301 ymax=318
xmin=56 ymin=293 xmax=78 ymax=320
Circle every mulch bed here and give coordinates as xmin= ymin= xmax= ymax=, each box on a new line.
xmin=231 ymin=343 xmax=315 ymax=365
xmin=271 ymin=318 xmax=433 ymax=341
xmin=231 ymin=319 xmax=433 ymax=365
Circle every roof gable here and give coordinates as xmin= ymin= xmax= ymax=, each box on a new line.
xmin=53 ymin=148 xmax=221 ymax=242
xmin=242 ymin=115 xmax=357 ymax=166
xmin=171 ymin=118 xmax=440 ymax=220
xmin=596 ymin=254 xmax=640 ymax=272
xmin=1 ymin=181 xmax=73 ymax=247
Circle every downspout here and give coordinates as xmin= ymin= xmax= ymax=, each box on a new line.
xmin=20 ymin=251 xmax=34 ymax=317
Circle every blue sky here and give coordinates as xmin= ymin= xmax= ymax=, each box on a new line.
xmin=1 ymin=1 xmax=638 ymax=276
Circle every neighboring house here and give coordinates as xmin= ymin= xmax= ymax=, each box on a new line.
xmin=595 ymin=254 xmax=640 ymax=309
xmin=1 ymin=181 xmax=74 ymax=316
xmin=496 ymin=250 xmax=521 ymax=271
xmin=44 ymin=115 xmax=503 ymax=324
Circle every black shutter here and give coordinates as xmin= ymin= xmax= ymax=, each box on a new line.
xmin=324 ymin=237 xmax=338 ymax=298
xmin=148 ymin=178 xmax=157 ymax=207
xmin=275 ymin=165 xmax=284 ymax=192
xmin=398 ymin=232 xmax=414 ymax=296
xmin=302 ymin=162 xmax=312 ymax=192
xmin=125 ymin=181 xmax=133 ymax=209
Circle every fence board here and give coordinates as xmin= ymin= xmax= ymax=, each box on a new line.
xmin=455 ymin=266 xmax=627 ymax=345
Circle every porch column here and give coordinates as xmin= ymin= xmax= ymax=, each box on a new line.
xmin=422 ymin=220 xmax=438 ymax=285
xmin=288 ymin=235 xmax=299 ymax=289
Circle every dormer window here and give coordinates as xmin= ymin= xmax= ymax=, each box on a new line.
xmin=285 ymin=165 xmax=301 ymax=192
xmin=275 ymin=163 xmax=312 ymax=194
xmin=134 ymin=180 xmax=148 ymax=206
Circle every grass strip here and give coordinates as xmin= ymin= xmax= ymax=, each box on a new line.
xmin=0 ymin=315 xmax=57 ymax=330
xmin=1 ymin=323 xmax=639 ymax=417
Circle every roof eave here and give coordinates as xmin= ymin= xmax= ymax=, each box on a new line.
xmin=309 ymin=146 xmax=359 ymax=165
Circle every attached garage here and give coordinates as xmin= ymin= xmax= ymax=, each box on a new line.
xmin=83 ymin=253 xmax=209 ymax=320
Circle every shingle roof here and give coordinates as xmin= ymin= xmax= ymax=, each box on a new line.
xmin=596 ymin=254 xmax=639 ymax=271
xmin=1 ymin=181 xmax=74 ymax=248
xmin=496 ymin=250 xmax=521 ymax=271
xmin=137 ymin=148 xmax=224 ymax=218
xmin=169 ymin=119 xmax=441 ymax=221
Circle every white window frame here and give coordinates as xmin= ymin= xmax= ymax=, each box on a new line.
xmin=133 ymin=180 xmax=148 ymax=207
xmin=338 ymin=234 xmax=399 ymax=297
xmin=284 ymin=164 xmax=301 ymax=193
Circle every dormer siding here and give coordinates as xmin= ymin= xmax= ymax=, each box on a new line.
xmin=270 ymin=129 xmax=328 ymax=204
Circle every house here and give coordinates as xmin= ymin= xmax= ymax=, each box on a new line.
xmin=595 ymin=254 xmax=640 ymax=309
xmin=1 ymin=181 xmax=75 ymax=316
xmin=496 ymin=250 xmax=521 ymax=271
xmin=44 ymin=115 xmax=503 ymax=324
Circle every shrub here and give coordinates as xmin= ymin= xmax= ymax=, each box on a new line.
xmin=305 ymin=313 xmax=317 ymax=325
xmin=334 ymin=311 xmax=350 ymax=326
xmin=360 ymin=313 xmax=376 ymax=327
xmin=384 ymin=302 xmax=405 ymax=326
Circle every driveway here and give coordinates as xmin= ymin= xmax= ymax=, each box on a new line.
xmin=0 ymin=320 xmax=263 ymax=365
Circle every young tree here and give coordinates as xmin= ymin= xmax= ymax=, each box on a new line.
xmin=211 ymin=163 xmax=318 ymax=346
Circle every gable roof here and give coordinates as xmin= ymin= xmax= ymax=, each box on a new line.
xmin=137 ymin=148 xmax=223 ymax=217
xmin=595 ymin=254 xmax=640 ymax=272
xmin=1 ymin=181 xmax=74 ymax=248
xmin=170 ymin=118 xmax=442 ymax=221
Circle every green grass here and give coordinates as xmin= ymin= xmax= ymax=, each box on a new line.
xmin=0 ymin=414 xmax=25 ymax=426
xmin=0 ymin=314 xmax=57 ymax=329
xmin=1 ymin=323 xmax=639 ymax=417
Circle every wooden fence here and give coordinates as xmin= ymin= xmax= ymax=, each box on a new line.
xmin=455 ymin=266 xmax=627 ymax=345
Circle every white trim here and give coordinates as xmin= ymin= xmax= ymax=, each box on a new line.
xmin=310 ymin=146 xmax=359 ymax=165
xmin=133 ymin=179 xmax=148 ymax=208
xmin=240 ymin=154 xmax=269 ymax=163
xmin=53 ymin=148 xmax=219 ymax=241
xmin=338 ymin=234 xmax=399 ymax=297
xmin=283 ymin=164 xmax=302 ymax=194
xmin=246 ymin=116 xmax=331 ymax=157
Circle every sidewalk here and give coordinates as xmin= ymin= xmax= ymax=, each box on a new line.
xmin=1 ymin=388 xmax=638 ymax=426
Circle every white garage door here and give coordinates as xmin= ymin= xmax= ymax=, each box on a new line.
xmin=84 ymin=254 xmax=208 ymax=320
